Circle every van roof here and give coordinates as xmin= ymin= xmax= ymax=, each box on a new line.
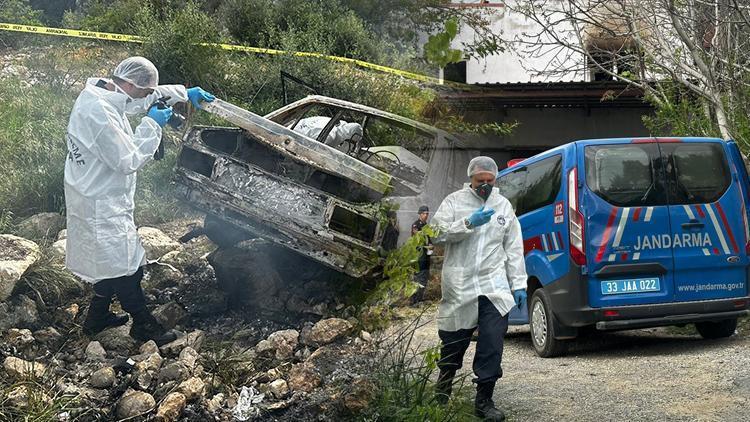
xmin=502 ymin=137 xmax=728 ymax=172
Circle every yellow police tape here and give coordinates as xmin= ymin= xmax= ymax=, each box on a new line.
xmin=0 ymin=22 xmax=442 ymax=85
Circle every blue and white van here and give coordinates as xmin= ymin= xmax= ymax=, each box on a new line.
xmin=498 ymin=137 xmax=750 ymax=357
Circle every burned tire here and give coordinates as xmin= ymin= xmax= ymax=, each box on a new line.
xmin=529 ymin=289 xmax=568 ymax=358
xmin=696 ymin=318 xmax=738 ymax=339
xmin=203 ymin=214 xmax=254 ymax=248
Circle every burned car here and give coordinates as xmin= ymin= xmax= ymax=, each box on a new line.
xmin=173 ymin=95 xmax=475 ymax=278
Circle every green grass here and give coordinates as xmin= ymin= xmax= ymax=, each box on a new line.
xmin=0 ymin=371 xmax=84 ymax=422
xmin=0 ymin=45 xmax=189 ymax=230
xmin=359 ymin=316 xmax=478 ymax=421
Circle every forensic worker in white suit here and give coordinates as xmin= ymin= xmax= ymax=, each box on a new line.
xmin=64 ymin=56 xmax=215 ymax=345
xmin=431 ymin=156 xmax=528 ymax=422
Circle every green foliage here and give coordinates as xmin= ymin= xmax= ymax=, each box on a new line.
xmin=0 ymin=0 xmax=42 ymax=24
xmin=360 ymin=224 xmax=437 ymax=330
xmin=423 ymin=18 xmax=463 ymax=69
xmin=0 ymin=378 xmax=81 ymax=421
xmin=63 ymin=0 xmax=143 ymax=33
xmin=0 ymin=209 xmax=13 ymax=233
xmin=0 ymin=77 xmax=73 ymax=217
xmin=218 ymin=0 xmax=387 ymax=63
xmin=15 ymin=246 xmax=85 ymax=311
xmin=0 ymin=0 xmax=44 ymax=47
xmin=361 ymin=316 xmax=477 ymax=421
xmin=135 ymin=1 xmax=226 ymax=89
xmin=643 ymin=81 xmax=750 ymax=151
xmin=200 ymin=340 xmax=256 ymax=395
xmin=134 ymin=133 xmax=191 ymax=225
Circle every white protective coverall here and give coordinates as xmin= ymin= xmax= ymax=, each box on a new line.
xmin=431 ymin=184 xmax=527 ymax=332
xmin=64 ymin=78 xmax=187 ymax=283
xmin=293 ymin=116 xmax=363 ymax=148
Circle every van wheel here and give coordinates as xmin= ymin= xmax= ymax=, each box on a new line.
xmin=695 ymin=318 xmax=738 ymax=339
xmin=529 ymin=289 xmax=568 ymax=358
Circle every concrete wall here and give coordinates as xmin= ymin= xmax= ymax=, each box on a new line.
xmin=460 ymin=106 xmax=654 ymax=167
xmin=450 ymin=1 xmax=584 ymax=84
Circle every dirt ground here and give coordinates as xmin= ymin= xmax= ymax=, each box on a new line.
xmin=406 ymin=307 xmax=750 ymax=422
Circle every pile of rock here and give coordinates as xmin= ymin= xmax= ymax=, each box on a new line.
xmin=1 ymin=215 xmax=381 ymax=420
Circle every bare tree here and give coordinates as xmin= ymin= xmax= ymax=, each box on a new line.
xmin=510 ymin=0 xmax=750 ymax=142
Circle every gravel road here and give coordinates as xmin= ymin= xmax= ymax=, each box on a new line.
xmin=405 ymin=308 xmax=750 ymax=421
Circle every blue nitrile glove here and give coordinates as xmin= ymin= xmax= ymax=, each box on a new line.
xmin=513 ymin=289 xmax=527 ymax=309
xmin=147 ymin=104 xmax=173 ymax=127
xmin=467 ymin=206 xmax=495 ymax=228
xmin=187 ymin=87 xmax=215 ymax=109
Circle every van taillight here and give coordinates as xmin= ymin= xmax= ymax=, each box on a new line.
xmin=568 ymin=167 xmax=586 ymax=265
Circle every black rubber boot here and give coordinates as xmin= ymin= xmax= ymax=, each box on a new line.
xmin=475 ymin=381 xmax=505 ymax=421
xmin=129 ymin=310 xmax=177 ymax=346
xmin=435 ymin=369 xmax=455 ymax=405
xmin=82 ymin=295 xmax=129 ymax=335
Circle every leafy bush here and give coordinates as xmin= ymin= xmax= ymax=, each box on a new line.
xmin=359 ymin=224 xmax=436 ymax=330
xmin=0 ymin=0 xmax=44 ymax=47
xmin=62 ymin=0 xmax=143 ymax=34
xmin=135 ymin=1 xmax=227 ymax=89
xmin=361 ymin=316 xmax=477 ymax=421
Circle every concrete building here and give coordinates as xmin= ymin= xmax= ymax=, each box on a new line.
xmin=439 ymin=1 xmax=654 ymax=167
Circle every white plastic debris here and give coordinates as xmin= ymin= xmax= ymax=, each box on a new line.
xmin=231 ymin=386 xmax=265 ymax=421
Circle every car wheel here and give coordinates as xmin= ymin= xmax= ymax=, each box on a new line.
xmin=695 ymin=318 xmax=738 ymax=339
xmin=529 ymin=289 xmax=568 ymax=358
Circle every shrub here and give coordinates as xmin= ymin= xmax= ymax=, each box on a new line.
xmin=0 ymin=0 xmax=44 ymax=48
xmin=134 ymin=1 xmax=227 ymax=90
xmin=360 ymin=315 xmax=477 ymax=421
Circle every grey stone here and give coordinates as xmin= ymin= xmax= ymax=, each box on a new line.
xmin=116 ymin=390 xmax=155 ymax=419
xmin=5 ymin=328 xmax=34 ymax=347
xmin=139 ymin=340 xmax=159 ymax=355
xmin=84 ymin=341 xmax=107 ymax=361
xmin=160 ymin=330 xmax=205 ymax=356
xmin=306 ymin=318 xmax=353 ymax=345
xmin=178 ymin=377 xmax=205 ymax=401
xmin=255 ymin=329 xmax=299 ymax=361
xmin=33 ymin=327 xmax=62 ymax=345
xmin=89 ymin=366 xmax=116 ymax=389
xmin=0 ymin=294 xmax=40 ymax=331
xmin=137 ymin=227 xmax=180 ymax=261
xmin=95 ymin=325 xmax=136 ymax=353
xmin=156 ymin=392 xmax=186 ymax=421
xmin=16 ymin=213 xmax=65 ymax=240
xmin=268 ymin=379 xmax=289 ymax=399
xmin=152 ymin=302 xmax=187 ymax=329
xmin=3 ymin=356 xmax=45 ymax=379
xmin=50 ymin=239 xmax=66 ymax=261
xmin=158 ymin=361 xmax=190 ymax=384
xmin=0 ymin=235 xmax=41 ymax=301
xmin=178 ymin=346 xmax=200 ymax=368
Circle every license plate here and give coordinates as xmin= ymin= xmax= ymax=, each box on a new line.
xmin=601 ymin=278 xmax=660 ymax=295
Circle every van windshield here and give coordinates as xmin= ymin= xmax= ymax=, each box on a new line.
xmin=585 ymin=144 xmax=667 ymax=207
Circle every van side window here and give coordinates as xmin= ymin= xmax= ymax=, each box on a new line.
xmin=585 ymin=144 xmax=666 ymax=207
xmin=496 ymin=167 xmax=526 ymax=213
xmin=522 ymin=155 xmax=562 ymax=214
xmin=662 ymin=143 xmax=730 ymax=205
xmin=497 ymin=155 xmax=562 ymax=216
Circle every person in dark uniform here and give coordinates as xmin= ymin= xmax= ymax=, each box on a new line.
xmin=381 ymin=211 xmax=400 ymax=254
xmin=410 ymin=205 xmax=432 ymax=304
